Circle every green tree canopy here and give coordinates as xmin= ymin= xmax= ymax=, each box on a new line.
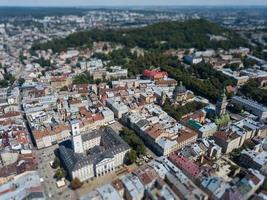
xmin=32 ymin=19 xmax=248 ymax=53
xmin=125 ymin=150 xmax=137 ymax=165
xmin=54 ymin=168 xmax=65 ymax=180
xmin=52 ymin=157 xmax=60 ymax=169
xmin=120 ymin=127 xmax=146 ymax=156
xmin=70 ymin=178 xmax=83 ymax=190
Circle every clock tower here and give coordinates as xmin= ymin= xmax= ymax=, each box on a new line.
xmin=70 ymin=120 xmax=84 ymax=154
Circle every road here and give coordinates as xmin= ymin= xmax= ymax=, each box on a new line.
xmin=23 ymin=117 xmax=155 ymax=199
xmin=36 ymin=145 xmax=78 ymax=200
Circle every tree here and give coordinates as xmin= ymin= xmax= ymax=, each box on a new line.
xmin=0 ymin=79 xmax=9 ymax=88
xmin=120 ymin=128 xmax=146 ymax=156
xmin=76 ymin=62 xmax=81 ymax=68
xmin=0 ymin=73 xmax=16 ymax=88
xmin=4 ymin=73 xmax=16 ymax=85
xmin=229 ymin=148 xmax=242 ymax=163
xmin=94 ymin=79 xmax=102 ymax=85
xmin=60 ymin=86 xmax=68 ymax=92
xmin=32 ymin=19 xmax=247 ymax=53
xmin=52 ymin=157 xmax=60 ymax=169
xmin=70 ymin=178 xmax=83 ymax=190
xmin=215 ymin=114 xmax=231 ymax=126
xmin=33 ymin=57 xmax=51 ymax=67
xmin=242 ymin=56 xmax=257 ymax=68
xmin=18 ymin=78 xmax=25 ymax=87
xmin=30 ymin=19 xmax=248 ymax=104
xmin=54 ymin=168 xmax=65 ymax=180
xmin=263 ymin=178 xmax=267 ymax=190
xmin=125 ymin=150 xmax=137 ymax=165
xmin=226 ymin=63 xmax=240 ymax=71
xmin=228 ymin=103 xmax=243 ymax=114
xmin=229 ymin=165 xmax=239 ymax=177
xmin=66 ymin=58 xmax=71 ymax=64
xmin=102 ymin=43 xmax=108 ymax=51
xmin=163 ymin=99 xmax=207 ymax=121
xmin=73 ymin=73 xmax=94 ymax=84
xmin=239 ymin=79 xmax=267 ymax=106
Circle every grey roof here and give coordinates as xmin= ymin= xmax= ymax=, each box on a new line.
xmin=97 ymin=184 xmax=123 ymax=200
xmin=136 ymin=119 xmax=149 ymax=129
xmin=81 ymin=130 xmax=100 ymax=142
xmin=59 ymin=127 xmax=130 ymax=173
xmin=0 ymin=98 xmax=7 ymax=104
xmin=88 ymin=127 xmax=130 ymax=165
xmin=0 ymin=171 xmax=44 ymax=200
xmin=174 ymin=81 xmax=186 ymax=94
xmin=90 ymin=145 xmax=105 ymax=155
xmin=27 ymin=192 xmax=45 ymax=199
xmin=101 ymin=127 xmax=126 ymax=148
xmin=59 ymin=145 xmax=91 ymax=172
xmin=89 ymin=150 xmax=114 ymax=165
xmin=232 ymin=96 xmax=267 ymax=112
xmin=70 ymin=119 xmax=79 ymax=125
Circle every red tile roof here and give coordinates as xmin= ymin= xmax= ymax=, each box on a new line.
xmin=92 ymin=113 xmax=104 ymax=121
xmin=134 ymin=165 xmax=158 ymax=186
xmin=169 ymin=153 xmax=200 ymax=177
xmin=50 ymin=76 xmax=67 ymax=82
xmin=143 ymin=70 xmax=168 ymax=80
xmin=213 ymin=131 xmax=240 ymax=142
xmin=0 ymin=111 xmax=20 ymax=119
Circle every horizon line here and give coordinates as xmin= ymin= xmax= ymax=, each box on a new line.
xmin=1 ymin=5 xmax=267 ymax=8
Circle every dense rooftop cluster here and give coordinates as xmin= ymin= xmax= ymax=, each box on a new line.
xmin=0 ymin=7 xmax=267 ymax=200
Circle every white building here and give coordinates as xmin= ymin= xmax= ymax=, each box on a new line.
xmin=59 ymin=123 xmax=130 ymax=182
xmin=121 ymin=174 xmax=145 ymax=200
xmin=0 ymin=171 xmax=45 ymax=200
xmin=106 ymin=98 xmax=129 ymax=118
xmin=232 ymin=96 xmax=267 ymax=120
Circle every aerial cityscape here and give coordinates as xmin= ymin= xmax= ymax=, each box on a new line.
xmin=0 ymin=1 xmax=267 ymax=200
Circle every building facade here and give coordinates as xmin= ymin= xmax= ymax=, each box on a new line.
xmin=59 ymin=122 xmax=130 ymax=182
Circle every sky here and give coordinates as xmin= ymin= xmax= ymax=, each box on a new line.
xmin=0 ymin=0 xmax=267 ymax=7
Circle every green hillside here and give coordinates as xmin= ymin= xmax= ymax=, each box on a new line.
xmin=32 ymin=19 xmax=248 ymax=52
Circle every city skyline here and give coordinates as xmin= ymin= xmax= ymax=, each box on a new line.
xmin=1 ymin=0 xmax=267 ymax=7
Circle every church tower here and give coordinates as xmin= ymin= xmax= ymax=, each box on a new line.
xmin=71 ymin=120 xmax=84 ymax=154
xmin=160 ymin=91 xmax=167 ymax=106
xmin=215 ymin=89 xmax=228 ymax=117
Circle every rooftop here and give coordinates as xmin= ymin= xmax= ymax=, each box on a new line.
xmin=213 ymin=131 xmax=240 ymax=142
xmin=0 ymin=171 xmax=44 ymax=200
xmin=232 ymin=96 xmax=267 ymax=112
xmin=59 ymin=127 xmax=130 ymax=172
xmin=169 ymin=153 xmax=200 ymax=177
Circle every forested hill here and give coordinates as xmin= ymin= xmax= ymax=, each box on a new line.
xmin=32 ymin=19 xmax=248 ymax=52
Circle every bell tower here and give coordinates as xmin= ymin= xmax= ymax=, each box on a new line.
xmin=215 ymin=89 xmax=228 ymax=117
